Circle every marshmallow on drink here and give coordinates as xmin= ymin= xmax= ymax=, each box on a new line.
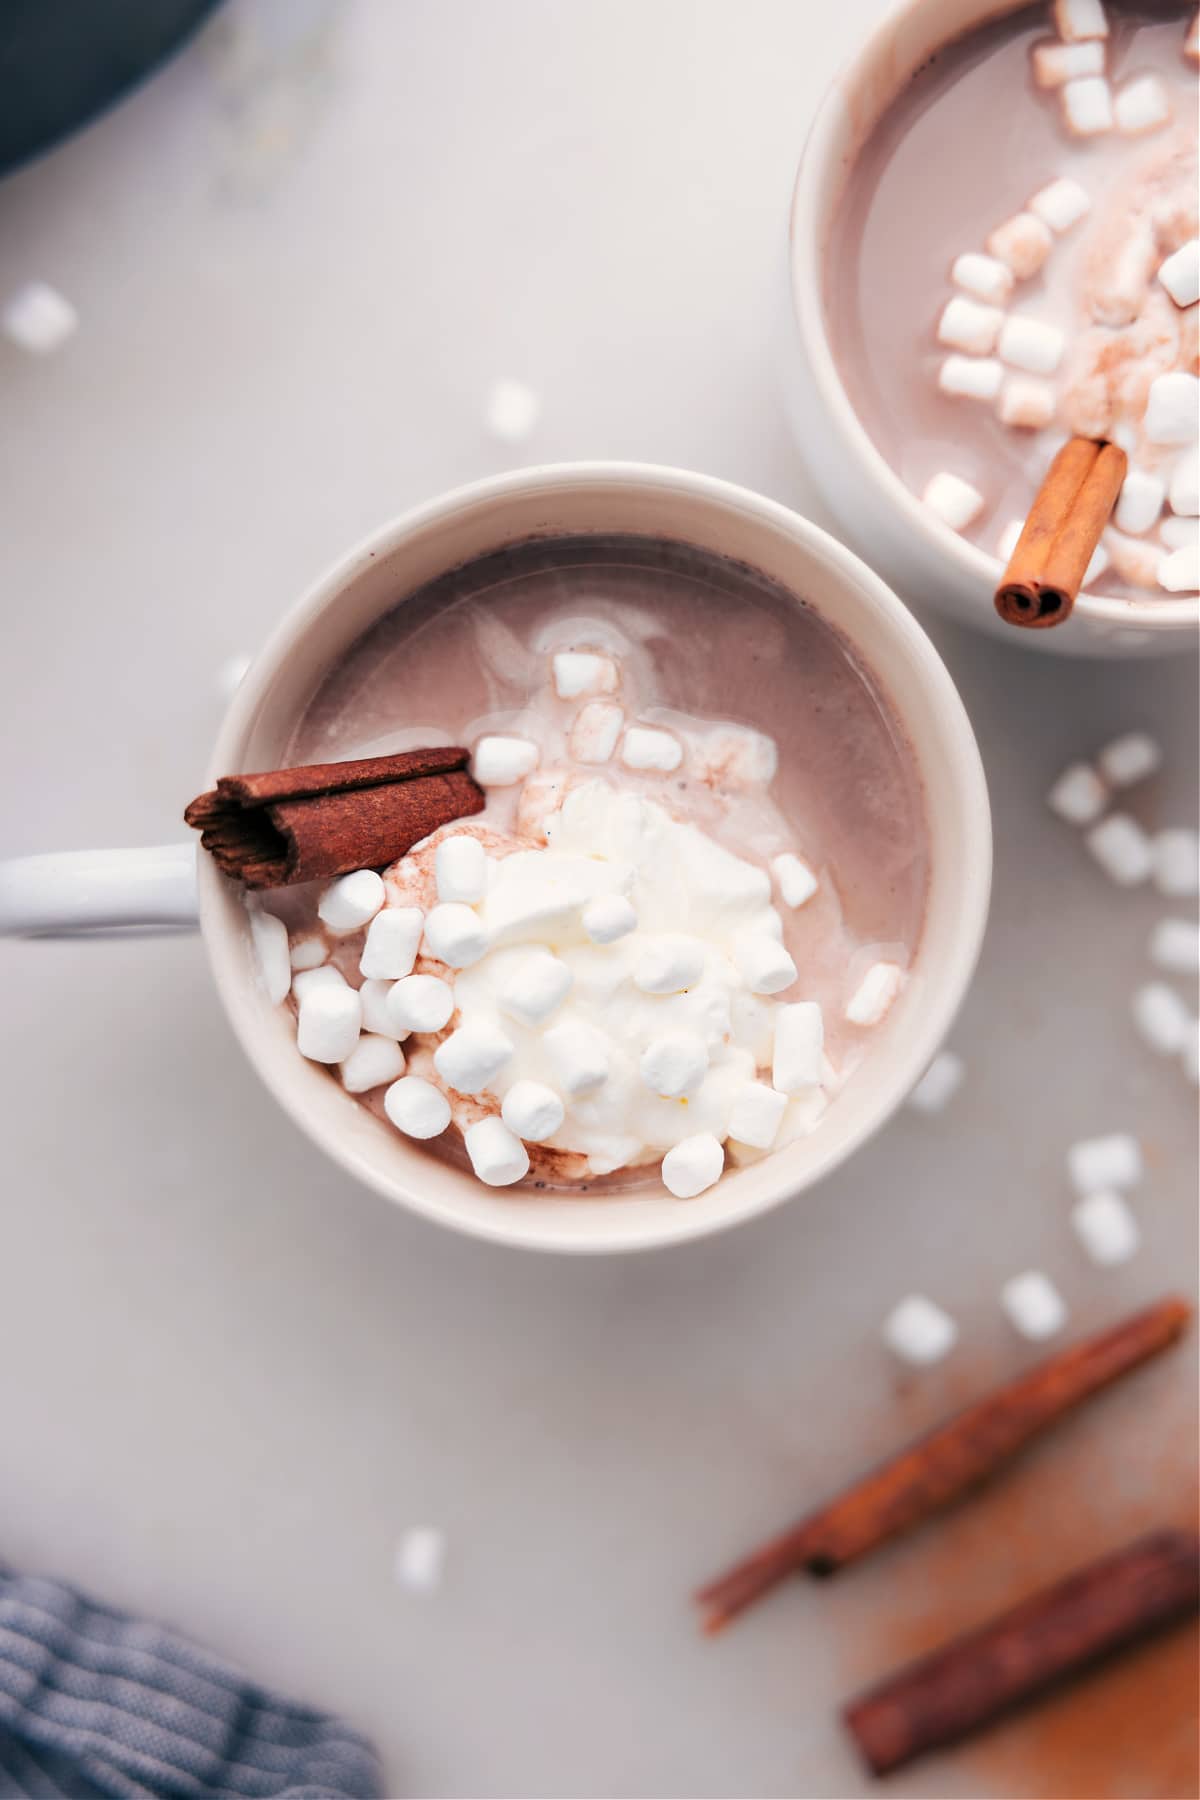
xmin=436 ymin=835 xmax=487 ymax=903
xmin=319 ymin=869 xmax=384 ymax=933
xmin=986 ymin=212 xmax=1053 ymax=278
xmin=569 ymin=702 xmax=623 ymax=765
xmin=1158 ymin=240 xmax=1200 ymax=309
xmin=771 ymin=853 xmax=818 ymax=909
xmin=938 ymin=356 xmax=1004 ymax=401
xmin=297 ymin=983 xmax=362 ymax=1064
xmin=1027 ymin=177 xmax=1091 ymax=232
xmin=621 ymin=725 xmax=682 ymax=773
xmin=341 ymin=1034 xmax=407 ymax=1094
xmin=950 ymin=253 xmax=1013 ymax=305
xmin=1061 ymin=75 xmax=1114 ymax=135
xmin=937 ymin=296 xmax=1004 ymax=354
xmin=464 ymin=1117 xmax=529 ymax=1187
xmin=250 ymin=909 xmax=291 ymax=1005
xmin=1032 ymin=41 xmax=1105 ymax=87
xmin=1053 ymin=0 xmax=1108 ymax=41
xmin=360 ymin=906 xmax=423 ymax=979
xmin=501 ymin=1080 xmax=565 ymax=1142
xmin=384 ymin=1076 xmax=452 ymax=1139
xmin=846 ymin=961 xmax=904 ymax=1026
xmin=473 ymin=735 xmax=539 ymax=786
xmin=661 ymin=1133 xmax=724 ymax=1199
xmin=1115 ymin=469 xmax=1165 ymax=535
xmin=423 ymin=903 xmax=488 ymax=968
xmin=1114 ymin=75 xmax=1171 ymax=134
xmin=552 ymin=652 xmax=618 ymax=699
xmin=923 ymin=472 xmax=985 ymax=530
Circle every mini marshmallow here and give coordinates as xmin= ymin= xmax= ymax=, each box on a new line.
xmin=296 ymin=983 xmax=362 ymax=1064
xmin=543 ymin=1020 xmax=610 ymax=1096
xmin=727 ymin=1081 xmax=789 ymax=1150
xmin=1054 ymin=0 xmax=1108 ymax=39
xmin=436 ymin=836 xmax=487 ymax=904
xmin=1 ymin=280 xmax=78 ymax=353
xmin=1083 ymin=540 xmax=1110 ymax=587
xmin=1071 ymin=1190 xmax=1141 ymax=1266
xmin=1153 ymin=828 xmax=1200 ymax=897
xmin=986 ymin=212 xmax=1053 ymax=279
xmin=569 ymin=701 xmax=623 ymax=764
xmin=772 ymin=852 xmax=818 ymax=909
xmin=922 ymin=471 xmax=985 ymax=530
xmin=1061 ymin=75 xmax=1114 ymax=136
xmin=734 ymin=933 xmax=798 ymax=996
xmin=360 ymin=906 xmax=423 ymax=980
xmin=341 ymin=1033 xmax=407 ymax=1094
xmin=1115 ymin=468 xmax=1166 ymax=534
xmin=485 ymin=377 xmax=539 ymax=442
xmin=1133 ymin=980 xmax=1192 ymax=1055
xmin=496 ymin=947 xmax=573 ymax=1025
xmin=640 ymin=1032 xmax=709 ymax=1099
xmin=1160 ymin=514 xmax=1198 ymax=548
xmin=552 ymin=652 xmax=617 ymax=699
xmin=1048 ymin=762 xmax=1108 ymax=824
xmin=359 ymin=977 xmax=407 ymax=1039
xmin=1143 ymin=372 xmax=1199 ymax=445
xmin=249 ymin=909 xmax=290 ymax=1005
xmin=423 ymin=902 xmax=488 ymax=968
xmin=1032 ymin=38 xmax=1105 ymax=85
xmin=1001 ymin=1271 xmax=1068 ymax=1341
xmin=318 ymin=869 xmax=385 ymax=934
xmin=634 ymin=935 xmax=706 ymax=994
xmin=1169 ymin=448 xmax=1199 ymax=517
xmin=998 ymin=315 xmax=1066 ymax=376
xmin=997 ymin=375 xmax=1057 ymax=429
xmin=501 ymin=1079 xmax=566 ymax=1142
xmin=394 ymin=1527 xmax=445 ymax=1594
xmin=936 ymin=295 xmax=1004 ymax=354
xmin=1157 ymin=239 xmax=1200 ymax=309
xmin=1159 ymin=545 xmax=1200 ymax=592
xmin=1028 ymin=176 xmax=1092 ymax=232
xmin=882 ymin=1294 xmax=959 ymax=1366
xmin=907 ymin=1050 xmax=965 ymax=1115
xmin=383 ymin=1075 xmax=451 ymax=1139
xmin=1086 ymin=813 xmax=1154 ymax=884
xmin=434 ymin=1021 xmax=514 ymax=1094
xmin=1090 ymin=226 xmax=1157 ymax=327
xmin=996 ymin=518 xmax=1025 ymax=562
xmin=1150 ymin=917 xmax=1200 ymax=974
xmin=772 ymin=1001 xmax=824 ymax=1093
xmin=621 ymin=725 xmax=683 ymax=773
xmin=464 ymin=1116 xmax=529 ymax=1186
xmin=1067 ymin=1131 xmax=1143 ymax=1195
xmin=938 ymin=355 xmax=1004 ymax=400
xmin=1114 ymin=74 xmax=1171 ymax=134
xmin=289 ymin=934 xmax=327 ymax=971
xmin=472 ymin=734 xmax=539 ymax=787
xmin=290 ymin=964 xmax=347 ymax=1002
xmin=951 ymin=253 xmax=1014 ymax=306
xmin=387 ymin=973 xmax=455 ymax=1034
xmin=582 ymin=894 xmax=637 ymax=943
xmin=846 ymin=961 xmax=904 ymax=1026
xmin=661 ymin=1133 xmax=724 ymax=1199
xmin=1097 ymin=732 xmax=1162 ymax=786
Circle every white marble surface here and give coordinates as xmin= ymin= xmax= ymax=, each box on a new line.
xmin=0 ymin=3 xmax=1196 ymax=1796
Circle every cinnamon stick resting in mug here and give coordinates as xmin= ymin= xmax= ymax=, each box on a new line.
xmin=843 ymin=1529 xmax=1200 ymax=1775
xmin=185 ymin=747 xmax=485 ymax=888
xmin=994 ymin=436 xmax=1127 ymax=629
xmin=695 ymin=1296 xmax=1190 ymax=1634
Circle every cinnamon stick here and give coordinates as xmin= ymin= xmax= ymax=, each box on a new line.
xmin=695 ymin=1296 xmax=1190 ymax=1634
xmin=185 ymin=747 xmax=485 ymax=888
xmin=994 ymin=436 xmax=1126 ymax=629
xmin=843 ymin=1529 xmax=1200 ymax=1775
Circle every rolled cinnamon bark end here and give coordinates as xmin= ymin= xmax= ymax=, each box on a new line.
xmin=843 ymin=1529 xmax=1200 ymax=1775
xmin=994 ymin=436 xmax=1127 ymax=630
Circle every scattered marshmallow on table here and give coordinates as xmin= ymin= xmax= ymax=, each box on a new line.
xmin=582 ymin=894 xmax=637 ymax=943
xmin=997 ymin=375 xmax=1056 ymax=429
xmin=500 ymin=1079 xmax=565 ymax=1142
xmin=1159 ymin=545 xmax=1199 ymax=593
xmin=846 ymin=961 xmax=904 ymax=1026
xmin=1157 ymin=240 xmax=1200 ymax=310
xmin=1031 ymin=39 xmax=1105 ymax=87
xmin=634 ymin=935 xmax=706 ymax=995
xmin=1001 ymin=1270 xmax=1068 ymax=1341
xmin=543 ymin=1020 xmax=610 ymax=1096
xmin=1086 ymin=813 xmax=1153 ymax=885
xmin=433 ymin=1021 xmax=514 ymax=1094
xmin=950 ymin=253 xmax=1013 ymax=306
xmin=1027 ymin=176 xmax=1091 ymax=233
xmin=359 ymin=977 xmax=406 ymax=1039
xmin=383 ymin=1075 xmax=451 ymax=1139
xmin=552 ymin=652 xmax=617 ymax=699
xmin=772 ymin=853 xmax=818 ymax=909
xmin=296 ymin=982 xmax=362 ymax=1064
xmin=1047 ymin=761 xmax=1107 ymax=825
xmin=938 ymin=356 xmax=1004 ymax=400
xmin=1053 ymin=0 xmax=1108 ymax=40
xmin=640 ymin=1032 xmax=709 ymax=1099
xmin=1144 ymin=373 xmax=1200 ymax=446
xmin=423 ymin=902 xmax=488 ymax=968
xmin=772 ymin=1001 xmax=824 ymax=1094
xmin=727 ymin=1081 xmax=789 ymax=1150
xmin=907 ymin=1051 xmax=965 ymax=1115
xmin=1 ymin=280 xmax=78 ymax=353
xmin=569 ymin=701 xmax=623 ymax=764
xmin=621 ymin=725 xmax=682 ymax=773
xmin=1097 ymin=732 xmax=1162 ymax=787
xmin=289 ymin=933 xmax=327 ymax=971
xmin=882 ymin=1294 xmax=958 ymax=1367
xmin=360 ymin=906 xmax=423 ymax=979
xmin=387 ymin=973 xmax=455 ymax=1034
xmin=998 ymin=316 xmax=1065 ymax=376
xmin=464 ymin=1116 xmax=529 ymax=1186
xmin=341 ymin=1034 xmax=407 ymax=1094
xmin=1133 ymin=981 xmax=1192 ymax=1056
xmin=472 ymin=735 xmax=539 ymax=786
xmin=1067 ymin=1131 xmax=1143 ymax=1196
xmin=1061 ymin=75 xmax=1114 ymax=136
xmin=318 ymin=869 xmax=385 ymax=933
xmin=485 ymin=377 xmax=539 ymax=443
xmin=1153 ymin=829 xmax=1199 ymax=898
xmin=249 ymin=909 xmax=290 ymax=1005
xmin=1169 ymin=449 xmax=1199 ymax=518
xmin=1071 ymin=1190 xmax=1141 ymax=1266
xmin=661 ymin=1133 xmax=724 ymax=1199
xmin=1115 ymin=469 xmax=1165 ymax=535
xmin=937 ymin=296 xmax=1004 ymax=355
xmin=1114 ymin=75 xmax=1171 ymax=135
xmin=495 ymin=946 xmax=572 ymax=1024
xmin=436 ymin=836 xmax=487 ymax=904
xmin=1150 ymin=917 xmax=1200 ymax=975
xmin=922 ymin=471 xmax=984 ymax=531
xmin=986 ymin=212 xmax=1053 ymax=279
xmin=394 ymin=1528 xmax=445 ymax=1594
xmin=734 ymin=933 xmax=797 ymax=997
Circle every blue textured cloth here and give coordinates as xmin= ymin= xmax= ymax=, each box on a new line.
xmin=0 ymin=1569 xmax=381 ymax=1800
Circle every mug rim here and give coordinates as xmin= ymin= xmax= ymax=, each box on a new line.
xmin=788 ymin=0 xmax=1200 ymax=636
xmin=198 ymin=461 xmax=992 ymax=1254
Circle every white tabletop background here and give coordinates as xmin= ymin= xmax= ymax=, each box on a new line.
xmin=1 ymin=3 xmax=1197 ymax=1796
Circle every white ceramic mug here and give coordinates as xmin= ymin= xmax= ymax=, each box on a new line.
xmin=0 ymin=463 xmax=991 ymax=1252
xmin=785 ymin=0 xmax=1200 ymax=660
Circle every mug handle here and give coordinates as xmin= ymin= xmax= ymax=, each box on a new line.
xmin=0 ymin=844 xmax=199 ymax=937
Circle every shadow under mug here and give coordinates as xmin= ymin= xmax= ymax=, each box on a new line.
xmin=0 ymin=463 xmax=992 ymax=1253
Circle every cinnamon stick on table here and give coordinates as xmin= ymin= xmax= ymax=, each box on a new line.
xmin=994 ymin=436 xmax=1127 ymax=630
xmin=695 ymin=1295 xmax=1190 ymax=1635
xmin=843 ymin=1528 xmax=1200 ymax=1775
xmin=185 ymin=747 xmax=484 ymax=888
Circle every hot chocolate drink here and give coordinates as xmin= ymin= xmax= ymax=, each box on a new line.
xmin=250 ymin=536 xmax=929 ymax=1197
xmin=828 ymin=0 xmax=1198 ymax=601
